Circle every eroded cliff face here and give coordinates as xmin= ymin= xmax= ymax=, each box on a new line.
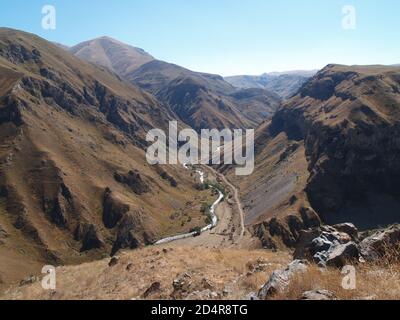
xmin=269 ymin=64 xmax=400 ymax=230
xmin=234 ymin=65 xmax=400 ymax=249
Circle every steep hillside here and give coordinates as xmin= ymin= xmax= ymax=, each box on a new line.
xmin=70 ymin=40 xmax=281 ymax=131
xmin=225 ymin=64 xmax=400 ymax=248
xmin=69 ymin=37 xmax=154 ymax=77
xmin=0 ymin=28 xmax=208 ymax=286
xmin=129 ymin=60 xmax=280 ymax=131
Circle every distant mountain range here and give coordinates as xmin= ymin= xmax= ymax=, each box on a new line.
xmin=65 ymin=37 xmax=281 ymax=131
xmin=225 ymin=70 xmax=317 ymax=99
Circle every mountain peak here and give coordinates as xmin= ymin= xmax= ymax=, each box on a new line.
xmin=69 ymin=36 xmax=154 ymax=76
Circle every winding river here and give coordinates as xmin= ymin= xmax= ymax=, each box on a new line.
xmin=155 ymin=166 xmax=224 ymax=245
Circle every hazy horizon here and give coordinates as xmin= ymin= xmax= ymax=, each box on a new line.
xmin=1 ymin=0 xmax=400 ymax=76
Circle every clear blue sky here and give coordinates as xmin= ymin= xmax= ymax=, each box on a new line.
xmin=1 ymin=0 xmax=399 ymax=76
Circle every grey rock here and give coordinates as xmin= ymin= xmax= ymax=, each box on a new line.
xmin=19 ymin=275 xmax=39 ymax=287
xmin=243 ymin=292 xmax=259 ymax=300
xmin=294 ymin=228 xmax=322 ymax=260
xmin=333 ymin=223 xmax=359 ymax=240
xmin=359 ymin=225 xmax=400 ymax=261
xmin=300 ymin=289 xmax=336 ymax=300
xmin=258 ymin=260 xmax=308 ymax=299
xmin=326 ymin=242 xmax=360 ymax=268
xmin=171 ymin=272 xmax=192 ymax=299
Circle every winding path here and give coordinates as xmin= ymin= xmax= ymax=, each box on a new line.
xmin=206 ymin=167 xmax=245 ymax=242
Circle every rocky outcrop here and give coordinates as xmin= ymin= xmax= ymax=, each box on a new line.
xmin=293 ymin=223 xmax=368 ymax=267
xmin=113 ymin=170 xmax=150 ymax=195
xmin=155 ymin=166 xmax=178 ymax=187
xmin=359 ymin=224 xmax=400 ymax=261
xmin=0 ymin=96 xmax=24 ymax=126
xmin=0 ymin=42 xmax=42 ymax=64
xmin=255 ymin=207 xmax=321 ymax=249
xmin=258 ymin=260 xmax=308 ymax=299
xmin=300 ymin=290 xmax=336 ymax=300
xmin=42 ymin=182 xmax=77 ymax=228
xmin=74 ymin=223 xmax=104 ymax=252
xmin=110 ymin=211 xmax=152 ymax=256
xmin=333 ymin=223 xmax=359 ymax=241
xmin=102 ymin=188 xmax=130 ymax=229
xmin=325 ymin=242 xmax=360 ymax=268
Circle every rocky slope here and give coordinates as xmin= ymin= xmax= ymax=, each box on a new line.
xmin=0 ymin=28 xmax=208 ymax=286
xmin=225 ymin=64 xmax=400 ymax=248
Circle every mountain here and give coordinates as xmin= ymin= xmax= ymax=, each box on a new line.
xmin=225 ymin=70 xmax=317 ymax=99
xmin=69 ymin=36 xmax=154 ymax=77
xmin=70 ymin=39 xmax=281 ymax=131
xmin=0 ymin=28 xmax=208 ymax=285
xmin=53 ymin=42 xmax=69 ymax=51
xmin=224 ymin=64 xmax=400 ymax=248
xmin=129 ymin=60 xmax=281 ymax=131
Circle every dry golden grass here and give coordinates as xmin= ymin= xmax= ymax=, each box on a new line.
xmin=1 ymin=246 xmax=291 ymax=300
xmin=272 ymin=245 xmax=400 ymax=300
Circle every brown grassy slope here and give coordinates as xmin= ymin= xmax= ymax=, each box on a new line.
xmin=0 ymin=28 xmax=207 ymax=286
xmin=125 ymin=60 xmax=281 ymax=131
xmin=70 ymin=39 xmax=281 ymax=131
xmin=69 ymin=36 xmax=154 ymax=76
xmin=1 ymin=246 xmax=291 ymax=300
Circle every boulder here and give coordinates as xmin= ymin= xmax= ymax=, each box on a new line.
xmin=326 ymin=242 xmax=360 ymax=268
xmin=294 ymin=225 xmax=353 ymax=263
xmin=258 ymin=260 xmax=308 ymax=299
xmin=171 ymin=272 xmax=193 ymax=299
xmin=142 ymin=282 xmax=161 ymax=298
xmin=333 ymin=223 xmax=359 ymax=241
xmin=293 ymin=228 xmax=322 ymax=260
xmin=359 ymin=225 xmax=400 ymax=261
xmin=300 ymin=289 xmax=336 ymax=300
